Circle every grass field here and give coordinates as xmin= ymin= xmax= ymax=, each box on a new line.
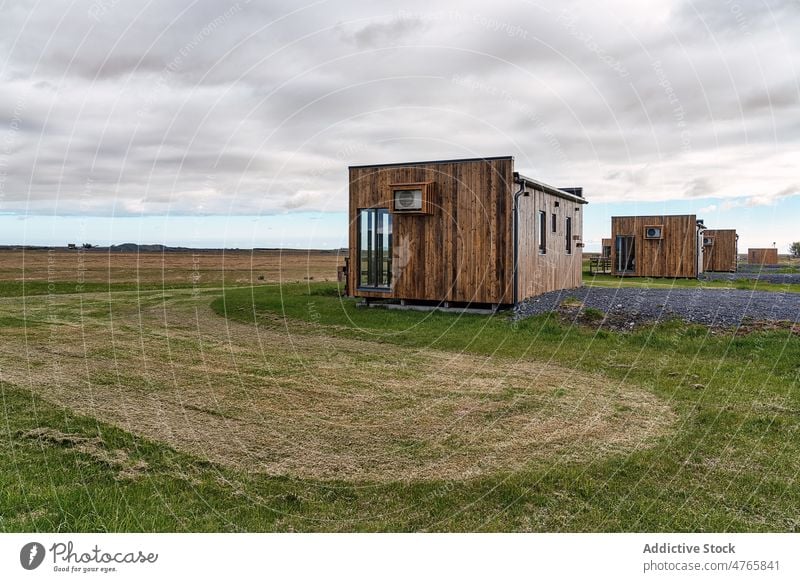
xmin=1 ymin=251 xmax=798 ymax=531
xmin=0 ymin=248 xmax=343 ymax=296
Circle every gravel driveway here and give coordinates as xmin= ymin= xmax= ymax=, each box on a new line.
xmin=514 ymin=286 xmax=800 ymax=327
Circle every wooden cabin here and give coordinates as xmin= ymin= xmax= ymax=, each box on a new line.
xmin=748 ymin=248 xmax=778 ymax=265
xmin=346 ymin=156 xmax=588 ymax=308
xmin=702 ymin=229 xmax=738 ymax=272
xmin=610 ymin=215 xmax=705 ymax=278
xmin=601 ymin=238 xmax=612 ymax=258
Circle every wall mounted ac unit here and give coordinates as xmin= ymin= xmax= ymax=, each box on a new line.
xmin=644 ymin=226 xmax=663 ymax=239
xmin=703 ymin=237 xmax=713 ymax=246
xmin=394 ymin=189 xmax=423 ymax=211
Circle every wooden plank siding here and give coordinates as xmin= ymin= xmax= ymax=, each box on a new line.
xmin=703 ymin=229 xmax=738 ymax=272
xmin=347 ymin=157 xmax=585 ymax=305
xmin=748 ymin=248 xmax=778 ymax=265
xmin=611 ymin=215 xmax=700 ymax=278
xmin=516 ymin=188 xmax=584 ymax=299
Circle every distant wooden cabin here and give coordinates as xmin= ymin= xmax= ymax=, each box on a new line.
xmin=601 ymin=238 xmax=612 ymax=258
xmin=748 ymin=248 xmax=778 ymax=265
xmin=346 ymin=156 xmax=588 ymax=308
xmin=702 ymin=229 xmax=738 ymax=272
xmin=611 ymin=215 xmax=705 ymax=278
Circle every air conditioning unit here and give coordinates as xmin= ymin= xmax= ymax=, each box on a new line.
xmin=703 ymin=237 xmax=713 ymax=246
xmin=644 ymin=226 xmax=663 ymax=239
xmin=393 ymin=188 xmax=423 ymax=212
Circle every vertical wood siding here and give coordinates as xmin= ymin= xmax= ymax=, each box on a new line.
xmin=703 ymin=229 xmax=738 ymax=272
xmin=516 ymin=188 xmax=583 ymax=299
xmin=747 ymin=248 xmax=778 ymax=265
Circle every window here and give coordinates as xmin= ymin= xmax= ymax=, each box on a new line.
xmin=538 ymin=211 xmax=546 ymax=253
xmin=565 ymin=216 xmax=572 ymax=254
xmin=358 ymin=208 xmax=392 ymax=288
xmin=551 ymin=213 xmax=557 ymax=233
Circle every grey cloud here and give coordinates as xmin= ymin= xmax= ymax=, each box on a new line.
xmin=1 ymin=0 xmax=799 ymax=217
xmin=684 ymin=177 xmax=714 ymax=197
xmin=337 ymin=16 xmax=425 ymax=49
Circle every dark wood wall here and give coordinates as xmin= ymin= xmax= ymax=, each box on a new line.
xmin=348 ymin=158 xmax=515 ymax=304
xmin=516 ymin=188 xmax=584 ymax=299
xmin=748 ymin=248 xmax=778 ymax=265
xmin=703 ymin=229 xmax=738 ymax=272
xmin=611 ymin=215 xmax=699 ymax=278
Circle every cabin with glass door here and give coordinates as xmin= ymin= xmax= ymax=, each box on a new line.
xmin=611 ymin=214 xmax=705 ymax=278
xmin=346 ymin=156 xmax=588 ymax=308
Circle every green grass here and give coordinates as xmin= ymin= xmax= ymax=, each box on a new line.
xmin=2 ymin=282 xmax=799 ymax=532
xmin=584 ymin=273 xmax=800 ymax=293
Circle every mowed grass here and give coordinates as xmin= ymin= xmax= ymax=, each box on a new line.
xmin=1 ymin=279 xmax=799 ymax=531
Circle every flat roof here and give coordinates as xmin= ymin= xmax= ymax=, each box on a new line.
xmin=611 ymin=214 xmax=697 ymax=218
xmin=515 ymin=173 xmax=588 ymax=204
xmin=347 ymin=156 xmax=587 ymax=204
xmin=348 ymin=155 xmax=513 ymax=169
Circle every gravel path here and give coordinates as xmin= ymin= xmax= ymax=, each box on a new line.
xmin=514 ymin=286 xmax=800 ymax=327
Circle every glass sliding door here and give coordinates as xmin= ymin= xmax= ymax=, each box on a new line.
xmin=616 ymin=235 xmax=635 ymax=272
xmin=358 ymin=208 xmax=392 ymax=289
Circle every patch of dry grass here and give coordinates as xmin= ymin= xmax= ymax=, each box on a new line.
xmin=0 ymin=249 xmax=342 ymax=287
xmin=0 ymin=291 xmax=674 ymax=482
xmin=18 ymin=427 xmax=148 ymax=480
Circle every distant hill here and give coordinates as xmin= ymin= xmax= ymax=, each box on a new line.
xmin=109 ymin=243 xmax=174 ymax=252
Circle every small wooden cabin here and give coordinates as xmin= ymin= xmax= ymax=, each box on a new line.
xmin=748 ymin=248 xmax=778 ymax=265
xmin=702 ymin=229 xmax=738 ymax=272
xmin=347 ymin=156 xmax=588 ymax=307
xmin=610 ymin=215 xmax=704 ymax=278
xmin=601 ymin=238 xmax=612 ymax=258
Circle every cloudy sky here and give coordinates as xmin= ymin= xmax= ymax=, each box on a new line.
xmin=1 ymin=0 xmax=798 ymax=250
